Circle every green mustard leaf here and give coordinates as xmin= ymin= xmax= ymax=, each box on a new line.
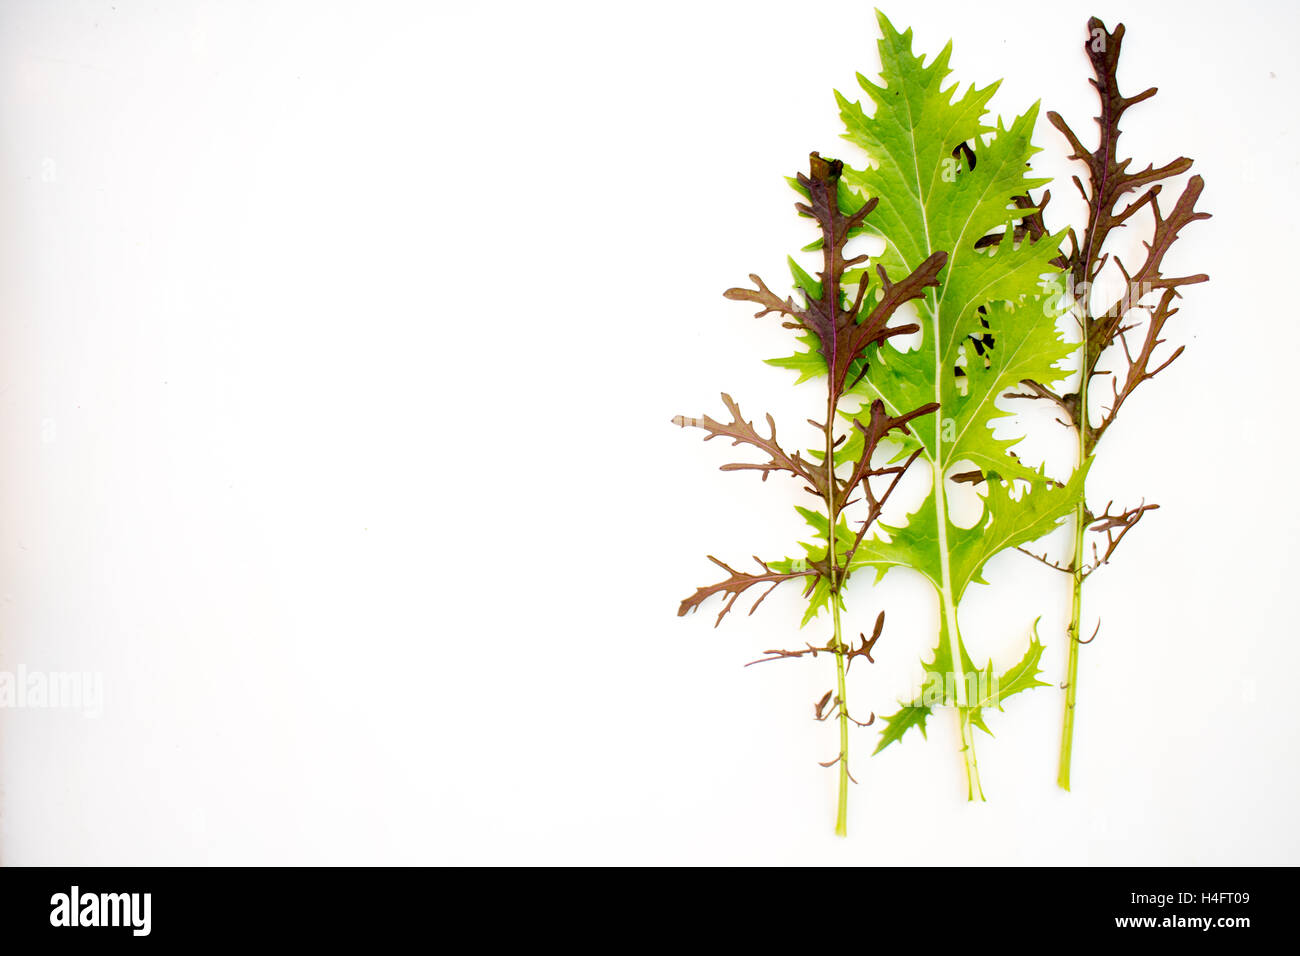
xmin=835 ymin=13 xmax=1072 ymax=780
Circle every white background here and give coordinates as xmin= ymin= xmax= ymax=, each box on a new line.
xmin=1 ymin=0 xmax=1296 ymax=865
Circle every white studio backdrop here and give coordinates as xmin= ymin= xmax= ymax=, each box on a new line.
xmin=0 ymin=0 xmax=1296 ymax=865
